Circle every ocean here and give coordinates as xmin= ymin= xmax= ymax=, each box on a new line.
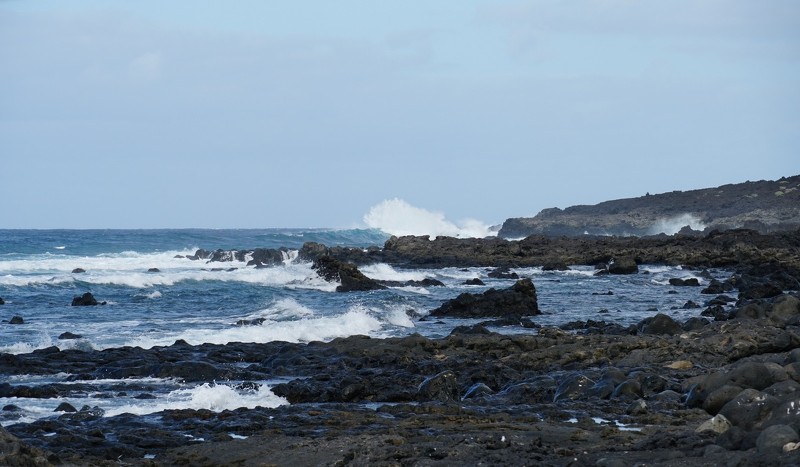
xmin=1 ymin=228 xmax=720 ymax=426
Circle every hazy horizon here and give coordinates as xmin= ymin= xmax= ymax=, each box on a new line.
xmin=1 ymin=1 xmax=797 ymax=229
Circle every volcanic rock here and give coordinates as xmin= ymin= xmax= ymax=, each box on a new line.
xmin=71 ymin=293 xmax=104 ymax=306
xmin=9 ymin=316 xmax=23 ymax=325
xmin=312 ymin=257 xmax=386 ymax=292
xmin=669 ymin=278 xmax=700 ymax=286
xmin=58 ymin=332 xmax=83 ymax=340
xmin=429 ymin=279 xmax=539 ymax=319
xmin=608 ymin=257 xmax=638 ymax=275
xmin=0 ymin=426 xmax=52 ymax=466
xmin=498 ymin=175 xmax=800 ymax=238
xmin=637 ymin=313 xmax=682 ymax=335
xmin=488 ymin=267 xmax=519 ymax=279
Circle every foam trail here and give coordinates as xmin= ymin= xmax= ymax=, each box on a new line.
xmin=363 ymin=198 xmax=495 ymax=238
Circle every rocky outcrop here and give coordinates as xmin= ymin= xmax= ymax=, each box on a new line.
xmin=376 ymin=229 xmax=800 ymax=277
xmin=70 ymin=293 xmax=105 ymax=306
xmin=312 ymin=257 xmax=386 ymax=292
xmin=429 ymin=279 xmax=539 ymax=319
xmin=499 ymin=175 xmax=800 ymax=238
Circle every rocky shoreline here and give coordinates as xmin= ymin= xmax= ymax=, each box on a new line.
xmin=3 ymin=229 xmax=800 ymax=466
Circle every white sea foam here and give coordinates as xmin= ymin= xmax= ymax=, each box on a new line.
xmin=0 ymin=251 xmax=332 ymax=291
xmin=104 ymin=383 xmax=288 ymax=417
xmin=384 ymin=307 xmax=415 ymax=328
xmin=363 ymin=198 xmax=496 ymax=239
xmin=126 ymin=308 xmax=383 ymax=349
xmin=359 ymin=263 xmax=428 ymax=282
xmin=241 ymin=298 xmax=316 ymax=321
xmin=647 ymin=214 xmax=707 ymax=236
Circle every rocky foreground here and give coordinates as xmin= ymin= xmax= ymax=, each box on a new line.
xmin=3 ymin=229 xmax=800 ymax=466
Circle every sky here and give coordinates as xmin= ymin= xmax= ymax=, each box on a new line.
xmin=1 ymin=0 xmax=798 ymax=229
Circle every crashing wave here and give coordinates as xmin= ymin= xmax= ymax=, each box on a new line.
xmin=363 ymin=198 xmax=496 ymax=239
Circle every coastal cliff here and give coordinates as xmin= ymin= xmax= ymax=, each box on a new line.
xmin=499 ymin=175 xmax=800 ymax=238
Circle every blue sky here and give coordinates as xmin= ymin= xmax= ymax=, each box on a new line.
xmin=1 ymin=1 xmax=798 ymax=229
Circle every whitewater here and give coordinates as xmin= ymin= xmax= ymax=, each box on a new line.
xmin=0 ymin=200 xmax=724 ymax=425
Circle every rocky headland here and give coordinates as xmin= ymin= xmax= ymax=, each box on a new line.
xmin=499 ymin=175 xmax=800 ymax=238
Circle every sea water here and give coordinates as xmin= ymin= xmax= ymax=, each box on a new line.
xmin=0 ymin=228 xmax=723 ymax=425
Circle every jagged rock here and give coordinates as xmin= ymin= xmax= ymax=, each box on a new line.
xmin=488 ymin=267 xmax=518 ymax=279
xmin=701 ymin=279 xmax=733 ymax=294
xmin=71 ymin=293 xmax=105 ymax=306
xmin=429 ymin=279 xmax=539 ymax=318
xmin=9 ymin=316 xmax=23 ymax=325
xmin=464 ymin=278 xmax=485 ymax=286
xmin=186 ymin=249 xmax=211 ymax=261
xmin=58 ymin=332 xmax=82 ymax=340
xmin=312 ymin=257 xmax=386 ymax=293
xmin=542 ymin=261 xmax=570 ymax=271
xmin=609 ymin=257 xmax=638 ymax=275
xmin=54 ymin=402 xmax=77 ymax=413
xmin=669 ymin=278 xmax=700 ymax=286
xmin=637 ymin=313 xmax=682 ymax=335
xmin=379 ymin=278 xmax=445 ymax=288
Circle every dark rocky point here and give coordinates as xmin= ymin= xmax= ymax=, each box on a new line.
xmin=71 ymin=268 xmax=86 ymax=273
xmin=8 ymin=316 xmax=24 ymax=325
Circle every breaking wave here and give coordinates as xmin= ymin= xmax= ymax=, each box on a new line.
xmin=647 ymin=214 xmax=707 ymax=236
xmin=363 ymin=198 xmax=496 ymax=239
